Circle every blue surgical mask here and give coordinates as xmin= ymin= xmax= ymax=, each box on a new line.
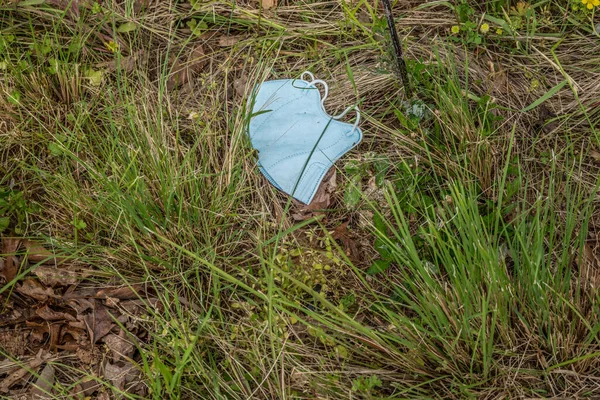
xmin=247 ymin=71 xmax=362 ymax=204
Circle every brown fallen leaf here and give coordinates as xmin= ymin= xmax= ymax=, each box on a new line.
xmin=49 ymin=324 xmax=62 ymax=351
xmin=104 ymin=362 xmax=138 ymax=391
xmin=259 ymin=0 xmax=277 ymax=9
xmin=95 ymin=50 xmax=143 ymax=73
xmin=84 ymin=302 xmax=115 ymax=344
xmin=67 ymin=320 xmax=87 ymax=331
xmin=0 ymin=306 xmax=28 ymax=328
xmin=331 ymin=221 xmax=360 ymax=262
xmin=63 ymin=287 xmax=98 ymax=300
xmin=76 ymin=347 xmax=97 ymax=366
xmin=16 ymin=279 xmax=57 ymax=302
xmin=233 ymin=76 xmax=248 ymax=98
xmin=120 ymin=298 xmax=162 ymax=317
xmin=73 ymin=376 xmax=101 ymax=398
xmin=95 ymin=284 xmax=144 ymax=300
xmin=65 ymin=296 xmax=95 ymax=316
xmin=36 ymin=305 xmax=77 ymax=322
xmin=33 ymin=266 xmax=79 ymax=287
xmin=133 ymin=0 xmax=150 ymax=13
xmin=30 ymin=363 xmax=55 ymax=399
xmin=26 ymin=321 xmax=49 ymax=345
xmin=21 ymin=240 xmax=58 ymax=264
xmin=103 ymin=331 xmax=135 ymax=363
xmin=0 ymin=350 xmax=50 ymax=393
xmin=68 ymin=384 xmax=86 ymax=400
xmin=166 ymin=45 xmax=206 ymax=90
xmin=97 ymin=391 xmax=111 ymax=400
xmin=218 ymin=35 xmax=241 ymax=47
xmin=1 ymin=237 xmax=21 ymax=282
xmin=292 ymin=169 xmax=336 ymax=221
xmin=61 ymin=323 xmax=86 ymax=342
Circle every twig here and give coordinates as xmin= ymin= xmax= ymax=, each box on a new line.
xmin=381 ymin=0 xmax=412 ymax=97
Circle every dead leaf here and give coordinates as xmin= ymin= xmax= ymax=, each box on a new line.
xmin=104 ymin=362 xmax=139 ymax=391
xmin=26 ymin=321 xmax=49 ymax=345
xmin=357 ymin=9 xmax=371 ymax=24
xmin=84 ymin=303 xmax=115 ymax=344
xmin=95 ymin=284 xmax=144 ymax=300
xmin=218 ymin=35 xmax=241 ymax=47
xmin=119 ymin=298 xmax=161 ymax=317
xmin=331 ymin=221 xmax=360 ymax=262
xmin=97 ymin=391 xmax=111 ymax=400
xmin=16 ymin=279 xmax=57 ymax=301
xmin=233 ymin=76 xmax=248 ymax=98
xmin=78 ymin=377 xmax=101 ymax=397
xmin=66 ymin=297 xmax=95 ymax=314
xmin=49 ymin=324 xmax=62 ymax=351
xmin=1 ymin=238 xmax=21 ymax=282
xmin=166 ymin=45 xmax=206 ymax=90
xmin=104 ymin=331 xmax=135 ymax=362
xmin=133 ymin=0 xmax=150 ymax=12
xmin=33 ymin=266 xmax=79 ymax=287
xmin=259 ymin=0 xmax=277 ymax=9
xmin=76 ymin=347 xmax=96 ymax=366
xmin=63 ymin=287 xmax=97 ymax=300
xmin=0 ymin=307 xmax=28 ymax=329
xmin=291 ymin=169 xmax=336 ymax=221
xmin=533 ymin=104 xmax=558 ymax=134
xmin=2 ymin=237 xmax=21 ymax=254
xmin=36 ymin=305 xmax=77 ymax=322
xmin=96 ymin=50 xmax=143 ymax=73
xmin=61 ymin=323 xmax=86 ymax=342
xmin=0 ymin=350 xmax=49 ymax=393
xmin=30 ymin=363 xmax=55 ymax=399
xmin=68 ymin=384 xmax=86 ymax=400
xmin=67 ymin=320 xmax=87 ymax=331
xmin=21 ymin=240 xmax=57 ymax=264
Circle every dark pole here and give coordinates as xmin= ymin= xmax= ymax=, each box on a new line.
xmin=381 ymin=0 xmax=412 ymax=97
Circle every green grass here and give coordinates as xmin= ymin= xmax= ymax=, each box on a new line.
xmin=1 ymin=0 xmax=600 ymax=398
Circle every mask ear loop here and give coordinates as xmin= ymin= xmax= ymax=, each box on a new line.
xmin=332 ymin=106 xmax=361 ymax=136
xmin=301 ymin=71 xmax=315 ymax=82
xmin=307 ymin=76 xmax=361 ymax=136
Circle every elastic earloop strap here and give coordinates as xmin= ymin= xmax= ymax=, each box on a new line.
xmin=303 ymin=71 xmax=361 ymax=135
xmin=307 ymin=79 xmax=329 ymax=111
xmin=333 ymin=106 xmax=361 ymax=136
xmin=301 ymin=71 xmax=315 ymax=82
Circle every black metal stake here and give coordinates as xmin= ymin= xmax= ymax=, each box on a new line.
xmin=381 ymin=0 xmax=412 ymax=97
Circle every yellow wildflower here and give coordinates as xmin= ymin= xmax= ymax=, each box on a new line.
xmin=496 ymin=28 xmax=504 ymax=35
xmin=451 ymin=25 xmax=460 ymax=34
xmin=480 ymin=23 xmax=490 ymax=34
xmin=104 ymin=40 xmax=119 ymax=53
xmin=582 ymin=0 xmax=600 ymax=9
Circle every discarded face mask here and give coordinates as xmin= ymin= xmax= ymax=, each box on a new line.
xmin=247 ymin=71 xmax=362 ymax=204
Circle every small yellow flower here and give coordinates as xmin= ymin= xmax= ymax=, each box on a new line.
xmin=104 ymin=40 xmax=119 ymax=53
xmin=480 ymin=23 xmax=490 ymax=34
xmin=451 ymin=25 xmax=460 ymax=34
xmin=496 ymin=28 xmax=504 ymax=35
xmin=582 ymin=0 xmax=600 ymax=9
